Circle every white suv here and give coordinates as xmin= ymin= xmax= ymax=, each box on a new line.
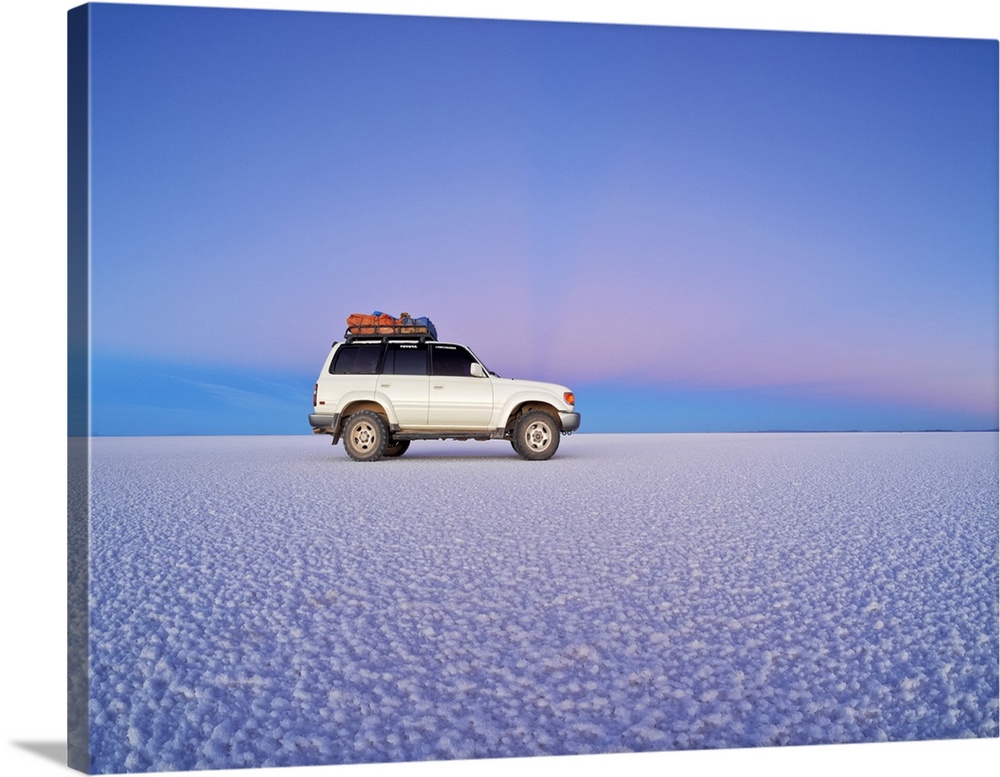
xmin=309 ymin=334 xmax=580 ymax=461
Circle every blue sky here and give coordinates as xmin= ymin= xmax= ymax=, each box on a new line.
xmin=81 ymin=2 xmax=998 ymax=435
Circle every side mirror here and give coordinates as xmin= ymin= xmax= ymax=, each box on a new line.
xmin=470 ymin=363 xmax=486 ymax=378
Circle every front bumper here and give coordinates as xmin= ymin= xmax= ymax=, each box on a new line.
xmin=559 ymin=412 xmax=581 ymax=433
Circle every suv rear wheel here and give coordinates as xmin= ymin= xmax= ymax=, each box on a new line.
xmin=383 ymin=438 xmax=410 ymax=458
xmin=513 ymin=410 xmax=560 ymax=461
xmin=343 ymin=411 xmax=389 ymax=462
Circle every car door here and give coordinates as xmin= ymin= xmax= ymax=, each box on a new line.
xmin=379 ymin=341 xmax=430 ymax=428
xmin=428 ymin=343 xmax=494 ymax=429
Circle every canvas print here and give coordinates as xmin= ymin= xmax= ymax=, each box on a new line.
xmin=67 ymin=2 xmax=998 ymax=774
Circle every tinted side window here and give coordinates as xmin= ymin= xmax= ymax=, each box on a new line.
xmin=432 ymin=345 xmax=477 ymax=377
xmin=330 ymin=344 xmax=382 ymax=374
xmin=384 ymin=343 xmax=428 ymax=375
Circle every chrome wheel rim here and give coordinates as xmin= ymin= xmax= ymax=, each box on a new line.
xmin=351 ymin=422 xmax=377 ymax=450
xmin=524 ymin=420 xmax=552 ymax=452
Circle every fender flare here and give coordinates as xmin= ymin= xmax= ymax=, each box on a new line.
xmin=338 ymin=392 xmax=399 ymax=428
xmin=496 ymin=392 xmax=563 ymax=431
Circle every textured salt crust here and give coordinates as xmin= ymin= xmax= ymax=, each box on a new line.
xmin=85 ymin=433 xmax=998 ymax=772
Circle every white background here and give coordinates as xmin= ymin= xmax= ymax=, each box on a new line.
xmin=2 ymin=2 xmax=997 ymax=776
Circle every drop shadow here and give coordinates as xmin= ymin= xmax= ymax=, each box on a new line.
xmin=11 ymin=740 xmax=66 ymax=766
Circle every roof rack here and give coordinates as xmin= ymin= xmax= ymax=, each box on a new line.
xmin=344 ymin=326 xmax=437 ymax=341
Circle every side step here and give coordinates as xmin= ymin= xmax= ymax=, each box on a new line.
xmin=390 ymin=430 xmax=505 ymax=442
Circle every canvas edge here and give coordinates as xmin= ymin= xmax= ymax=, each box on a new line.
xmin=67 ymin=3 xmax=92 ymax=773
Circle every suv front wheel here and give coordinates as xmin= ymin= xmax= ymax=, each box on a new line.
xmin=513 ymin=410 xmax=560 ymax=461
xmin=343 ymin=411 xmax=389 ymax=462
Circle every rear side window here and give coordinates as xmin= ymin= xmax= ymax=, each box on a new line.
xmin=330 ymin=344 xmax=382 ymax=374
xmin=384 ymin=343 xmax=428 ymax=375
xmin=432 ymin=344 xmax=478 ymax=377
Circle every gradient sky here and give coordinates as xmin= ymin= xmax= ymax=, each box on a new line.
xmin=82 ymin=2 xmax=998 ymax=435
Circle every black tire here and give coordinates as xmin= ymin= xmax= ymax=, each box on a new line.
xmin=512 ymin=410 xmax=560 ymax=461
xmin=342 ymin=411 xmax=389 ymax=462
xmin=383 ymin=439 xmax=410 ymax=458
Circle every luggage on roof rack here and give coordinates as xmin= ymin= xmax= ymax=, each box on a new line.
xmin=345 ymin=311 xmax=437 ymax=339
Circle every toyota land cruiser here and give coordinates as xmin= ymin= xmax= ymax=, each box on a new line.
xmin=309 ymin=331 xmax=580 ymax=461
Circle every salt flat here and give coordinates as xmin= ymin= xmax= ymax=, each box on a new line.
xmin=84 ymin=432 xmax=998 ymax=772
